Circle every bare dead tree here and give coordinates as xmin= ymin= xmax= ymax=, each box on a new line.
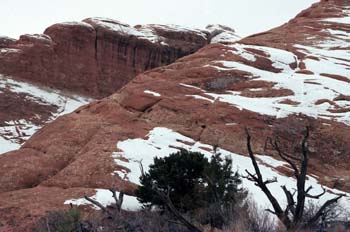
xmin=84 ymin=189 xmax=124 ymax=220
xmin=110 ymin=189 xmax=124 ymax=212
xmin=244 ymin=127 xmax=344 ymax=231
xmin=138 ymin=160 xmax=202 ymax=232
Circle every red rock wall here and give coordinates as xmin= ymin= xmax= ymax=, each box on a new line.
xmin=0 ymin=20 xmax=208 ymax=98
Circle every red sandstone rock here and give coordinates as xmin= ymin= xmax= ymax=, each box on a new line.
xmin=0 ymin=18 xmax=230 ymax=98
xmin=0 ymin=36 xmax=16 ymax=48
xmin=1 ymin=0 xmax=350 ymax=230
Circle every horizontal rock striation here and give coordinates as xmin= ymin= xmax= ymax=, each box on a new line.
xmin=0 ymin=18 xmax=237 ymax=98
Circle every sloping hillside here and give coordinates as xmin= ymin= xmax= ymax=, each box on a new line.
xmin=0 ymin=74 xmax=91 ymax=154
xmin=0 ymin=20 xmax=238 ymax=98
xmin=0 ymin=20 xmax=237 ymax=155
xmin=0 ymin=0 xmax=349 ymax=231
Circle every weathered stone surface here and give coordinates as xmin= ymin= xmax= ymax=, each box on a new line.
xmin=1 ymin=0 xmax=350 ymax=230
xmin=0 ymin=36 xmax=16 ymax=48
xmin=0 ymin=19 xmax=237 ymax=155
xmin=0 ymin=18 xmax=235 ymax=98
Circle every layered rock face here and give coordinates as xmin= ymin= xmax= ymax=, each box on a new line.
xmin=0 ymin=18 xmax=238 ymax=98
xmin=1 ymin=0 xmax=350 ymax=231
xmin=0 ymin=19 xmax=238 ymax=155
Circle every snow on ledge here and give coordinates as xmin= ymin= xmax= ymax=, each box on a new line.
xmin=64 ymin=189 xmax=142 ymax=211
xmin=144 ymin=90 xmax=161 ymax=97
xmin=112 ymin=127 xmax=349 ymax=212
xmin=57 ymin=21 xmax=95 ymax=30
xmin=188 ymin=40 xmax=350 ymax=125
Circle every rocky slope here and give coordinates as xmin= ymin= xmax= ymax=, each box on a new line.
xmin=0 ymin=74 xmax=91 ymax=154
xmin=0 ymin=19 xmax=238 ymax=98
xmin=0 ymin=0 xmax=350 ymax=231
xmin=0 ymin=20 xmax=237 ymax=156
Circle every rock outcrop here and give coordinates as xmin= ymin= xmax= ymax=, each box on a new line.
xmin=0 ymin=18 xmax=237 ymax=98
xmin=0 ymin=0 xmax=350 ymax=231
xmin=0 ymin=19 xmax=238 ymax=155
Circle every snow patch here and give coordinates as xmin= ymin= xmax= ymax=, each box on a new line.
xmin=192 ymin=38 xmax=350 ymax=125
xmin=322 ymin=16 xmax=350 ymax=24
xmin=113 ymin=127 xmax=350 ymax=211
xmin=0 ymin=48 xmax=21 ymax=54
xmin=144 ymin=90 xmax=161 ymax=97
xmin=58 ymin=21 xmax=95 ymax=30
xmin=0 ymin=75 xmax=92 ymax=154
xmin=89 ymin=17 xmax=144 ymax=37
xmin=22 ymin=34 xmax=52 ymax=42
xmin=227 ymin=44 xmax=257 ymax=62
xmin=65 ymin=189 xmax=142 ymax=211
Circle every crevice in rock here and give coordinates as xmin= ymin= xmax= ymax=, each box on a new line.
xmin=132 ymin=46 xmax=137 ymax=68
xmin=94 ymin=30 xmax=98 ymax=61
xmin=141 ymin=99 xmax=162 ymax=113
xmin=198 ymin=124 xmax=207 ymax=142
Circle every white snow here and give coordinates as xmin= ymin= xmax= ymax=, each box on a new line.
xmin=144 ymin=90 xmax=161 ymax=97
xmin=135 ymin=25 xmax=165 ymax=44
xmin=0 ymin=119 xmax=40 ymax=154
xmin=0 ymin=35 xmax=15 ymax=40
xmin=322 ymin=6 xmax=350 ymax=24
xmin=206 ymin=24 xmax=240 ymax=43
xmin=22 ymin=34 xmax=52 ymax=43
xmin=0 ymin=136 xmax=20 ymax=154
xmin=187 ymin=94 xmax=215 ymax=103
xmin=149 ymin=24 xmax=208 ymax=40
xmin=228 ymin=44 xmax=297 ymax=72
xmin=324 ymin=29 xmax=350 ymax=40
xmin=179 ymin=83 xmax=204 ymax=91
xmin=87 ymin=18 xmax=208 ymax=44
xmin=226 ymin=123 xmax=238 ymax=126
xmin=58 ymin=21 xmax=95 ymax=29
xmin=182 ymin=37 xmax=350 ymax=125
xmin=227 ymin=44 xmax=257 ymax=62
xmin=0 ymin=48 xmax=21 ymax=54
xmin=210 ymin=31 xmax=241 ymax=44
xmin=295 ymin=44 xmax=350 ymax=66
xmin=89 ymin=17 xmax=145 ymax=37
xmin=64 ymin=189 xmax=142 ymax=211
xmin=0 ymin=75 xmax=92 ymax=154
xmin=112 ymin=127 xmax=349 ymax=212
xmin=322 ymin=16 xmax=350 ymax=24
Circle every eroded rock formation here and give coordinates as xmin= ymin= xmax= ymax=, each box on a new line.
xmin=0 ymin=0 xmax=349 ymax=231
xmin=0 ymin=18 xmax=237 ymax=98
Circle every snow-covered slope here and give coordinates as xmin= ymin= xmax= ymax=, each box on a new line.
xmin=114 ymin=128 xmax=348 ymax=209
xmin=1 ymin=1 xmax=350 ymax=231
xmin=85 ymin=17 xmax=238 ymax=46
xmin=206 ymin=24 xmax=241 ymax=44
xmin=186 ymin=6 xmax=350 ymax=124
xmin=0 ymin=74 xmax=91 ymax=154
xmin=66 ymin=127 xmax=349 ymax=213
xmin=64 ymin=1 xmax=350 ymax=213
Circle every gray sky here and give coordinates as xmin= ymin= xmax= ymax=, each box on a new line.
xmin=1 ymin=0 xmax=319 ymax=39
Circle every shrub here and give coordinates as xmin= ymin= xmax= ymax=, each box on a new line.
xmin=136 ymin=150 xmax=208 ymax=212
xmin=35 ymin=207 xmax=86 ymax=232
xmin=135 ymin=149 xmax=246 ymax=228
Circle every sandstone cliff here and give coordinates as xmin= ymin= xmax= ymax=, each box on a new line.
xmin=0 ymin=19 xmax=238 ymax=98
xmin=0 ymin=19 xmax=238 ymax=154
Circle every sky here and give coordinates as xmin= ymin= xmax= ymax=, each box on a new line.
xmin=1 ymin=0 xmax=319 ymax=39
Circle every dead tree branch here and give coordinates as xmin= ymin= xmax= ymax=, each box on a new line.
xmin=244 ymin=127 xmax=344 ymax=230
xmin=84 ymin=195 xmax=113 ymax=218
xmin=110 ymin=189 xmax=124 ymax=212
xmin=245 ymin=127 xmax=292 ymax=229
